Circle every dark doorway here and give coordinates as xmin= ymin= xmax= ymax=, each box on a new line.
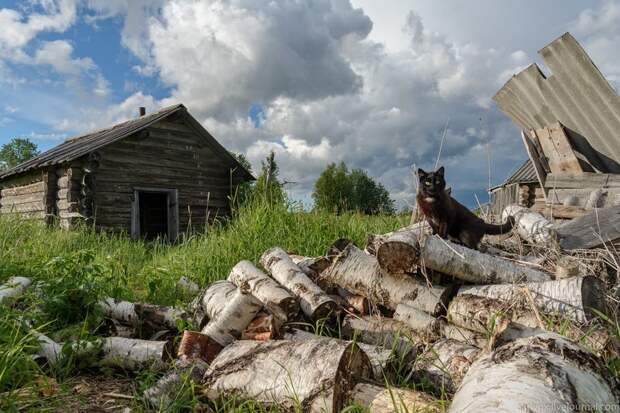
xmin=138 ymin=191 xmax=168 ymax=240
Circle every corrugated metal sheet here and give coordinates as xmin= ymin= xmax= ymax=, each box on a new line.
xmin=493 ymin=32 xmax=620 ymax=174
xmin=490 ymin=158 xmax=537 ymax=191
xmin=0 ymin=104 xmax=253 ymax=181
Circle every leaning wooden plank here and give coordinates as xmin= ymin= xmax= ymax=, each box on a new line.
xmin=376 ymin=229 xmax=551 ymax=283
xmin=412 ymin=338 xmax=480 ymax=396
xmin=228 ymin=260 xmax=299 ymax=320
xmin=533 ymin=123 xmax=584 ymax=175
xmin=202 ymin=339 xmax=372 ymax=413
xmin=201 ymin=288 xmax=263 ymax=347
xmin=457 ymin=276 xmax=606 ymax=324
xmin=554 ymin=204 xmax=620 ymax=250
xmin=260 ymin=247 xmax=336 ymax=321
xmin=99 ymin=298 xmax=188 ymax=332
xmin=322 ymin=243 xmax=452 ymax=315
xmin=521 ymin=131 xmax=547 ymax=199
xmin=448 ymin=330 xmax=620 ymax=413
xmin=144 ymin=359 xmax=209 ymax=409
xmin=0 ymin=276 xmax=31 ymax=305
xmin=350 ymin=382 xmax=440 ymax=413
xmin=502 ymin=204 xmax=557 ymax=244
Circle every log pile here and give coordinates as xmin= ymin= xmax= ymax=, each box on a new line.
xmin=3 ymin=203 xmax=618 ymax=412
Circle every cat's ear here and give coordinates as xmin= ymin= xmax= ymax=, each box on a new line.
xmin=417 ymin=168 xmax=427 ymax=178
xmin=436 ymin=166 xmax=445 ymax=176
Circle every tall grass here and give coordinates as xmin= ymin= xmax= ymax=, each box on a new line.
xmin=0 ymin=198 xmax=406 ymax=411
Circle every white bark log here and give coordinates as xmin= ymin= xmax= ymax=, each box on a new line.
xmin=289 ymin=255 xmax=331 ymax=280
xmin=441 ymin=323 xmax=487 ymax=348
xmin=365 ymin=221 xmax=430 ymax=256
xmin=190 ymin=280 xmax=237 ymax=328
xmin=412 ymin=338 xmax=480 ymax=395
xmin=321 ymin=244 xmax=452 ymax=315
xmin=447 ymin=294 xmax=538 ymax=334
xmin=502 ymin=204 xmax=557 ymax=245
xmin=457 ymin=276 xmax=606 ymax=324
xmin=280 ymin=328 xmax=398 ymax=381
xmin=449 ymin=330 xmax=620 ymax=413
xmin=201 ymin=288 xmax=262 ymax=347
xmin=177 ymin=330 xmax=223 ymax=363
xmin=99 ymin=297 xmax=187 ymax=331
xmin=203 ymin=339 xmax=372 ymax=412
xmin=393 ymin=303 xmax=442 ymax=335
xmin=144 ymin=359 xmax=208 ymax=409
xmin=228 ymin=260 xmax=299 ymax=321
xmin=0 ymin=276 xmax=31 ymax=305
xmin=337 ymin=287 xmax=369 ymax=315
xmin=100 ymin=337 xmax=171 ymax=370
xmin=351 ymin=382 xmax=440 ymax=413
xmin=261 ymin=247 xmax=336 ymax=320
xmin=341 ymin=315 xmax=422 ymax=361
xmin=377 ymin=229 xmax=552 ymax=283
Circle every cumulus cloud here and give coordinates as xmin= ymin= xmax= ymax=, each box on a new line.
xmin=34 ymin=40 xmax=95 ymax=75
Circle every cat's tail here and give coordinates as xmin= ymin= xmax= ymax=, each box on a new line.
xmin=483 ymin=216 xmax=515 ymax=235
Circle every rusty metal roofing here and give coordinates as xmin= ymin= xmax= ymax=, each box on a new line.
xmin=491 ymin=159 xmax=538 ymax=191
xmin=0 ymin=104 xmax=253 ymax=181
xmin=493 ymin=32 xmax=620 ymax=174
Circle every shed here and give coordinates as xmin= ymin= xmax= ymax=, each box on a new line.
xmin=489 ymin=159 xmax=539 ymax=216
xmin=0 ymin=104 xmax=253 ymax=239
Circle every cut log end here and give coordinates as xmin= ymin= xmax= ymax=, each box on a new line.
xmin=178 ymin=330 xmax=223 ymax=363
xmin=581 ymin=275 xmax=608 ymax=321
xmin=376 ymin=241 xmax=419 ymax=274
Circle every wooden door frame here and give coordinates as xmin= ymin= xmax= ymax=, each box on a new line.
xmin=131 ymin=187 xmax=179 ymax=240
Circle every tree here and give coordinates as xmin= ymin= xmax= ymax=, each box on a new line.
xmin=230 ymin=152 xmax=254 ymax=207
xmin=0 ymin=138 xmax=40 ymax=170
xmin=312 ymin=162 xmax=395 ymax=214
xmin=254 ymin=151 xmax=285 ymax=205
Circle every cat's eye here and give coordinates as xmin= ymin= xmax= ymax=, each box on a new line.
xmin=425 ymin=181 xmax=431 ymax=185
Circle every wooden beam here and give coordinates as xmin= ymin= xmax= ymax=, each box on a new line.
xmin=555 ymin=205 xmax=620 ymax=250
xmin=531 ymin=203 xmax=588 ymax=219
xmin=533 ymin=123 xmax=584 ymax=175
xmin=521 ymin=130 xmax=547 ymax=201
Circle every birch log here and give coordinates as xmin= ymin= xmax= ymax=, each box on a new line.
xmin=449 ymin=330 xmax=620 ymax=413
xmin=457 ymin=276 xmax=606 ymax=323
xmin=228 ymin=260 xmax=299 ymax=320
xmin=201 ymin=288 xmax=263 ymax=347
xmin=377 ymin=229 xmax=552 ymax=283
xmin=337 ymin=287 xmax=369 ymax=315
xmin=0 ymin=276 xmax=31 ymax=305
xmin=441 ymin=323 xmax=487 ymax=348
xmin=289 ymin=255 xmax=331 ymax=280
xmin=365 ymin=221 xmax=430 ymax=256
xmin=502 ymin=204 xmax=557 ymax=245
xmin=177 ymin=330 xmax=223 ymax=362
xmin=99 ymin=298 xmax=188 ymax=332
xmin=280 ymin=328 xmax=398 ymax=381
xmin=100 ymin=337 xmax=172 ymax=370
xmin=144 ymin=359 xmax=209 ymax=409
xmin=393 ymin=303 xmax=442 ymax=336
xmin=412 ymin=338 xmax=480 ymax=395
xmin=176 ymin=276 xmax=200 ymax=294
xmin=203 ymin=339 xmax=372 ymax=412
xmin=261 ymin=247 xmax=336 ymax=320
xmin=190 ymin=280 xmax=237 ymax=327
xmin=321 ymin=244 xmax=452 ymax=315
xmin=447 ymin=294 xmax=538 ymax=334
xmin=342 ymin=315 xmax=422 ymax=361
xmin=242 ymin=312 xmax=280 ymax=341
xmin=351 ymin=383 xmax=440 ymax=413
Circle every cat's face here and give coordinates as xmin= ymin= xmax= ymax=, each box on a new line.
xmin=417 ymin=166 xmax=446 ymax=197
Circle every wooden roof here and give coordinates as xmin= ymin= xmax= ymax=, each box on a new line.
xmin=0 ymin=104 xmax=253 ymax=181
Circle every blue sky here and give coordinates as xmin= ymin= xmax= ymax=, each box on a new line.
xmin=1 ymin=0 xmax=619 ymax=208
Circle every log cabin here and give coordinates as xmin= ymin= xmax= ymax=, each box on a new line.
xmin=0 ymin=104 xmax=253 ymax=239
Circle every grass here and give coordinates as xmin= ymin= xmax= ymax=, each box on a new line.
xmin=0 ymin=198 xmax=409 ymax=411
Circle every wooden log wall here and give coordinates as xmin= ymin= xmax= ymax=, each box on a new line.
xmin=55 ymin=166 xmax=83 ymax=229
xmin=93 ymin=117 xmax=236 ymax=233
xmin=0 ymin=171 xmax=47 ymax=220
